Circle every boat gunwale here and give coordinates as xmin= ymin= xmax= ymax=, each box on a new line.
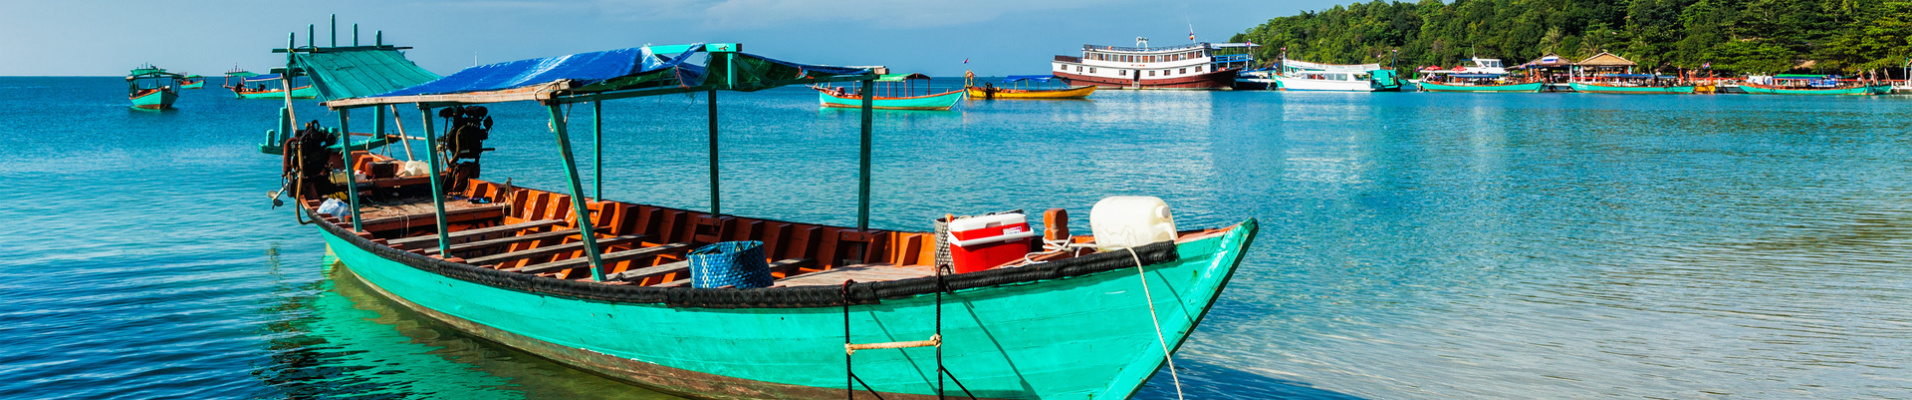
xmin=814 ymin=87 xmax=965 ymax=101
xmin=311 ymin=205 xmax=1200 ymax=310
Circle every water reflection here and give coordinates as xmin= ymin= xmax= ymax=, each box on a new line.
xmin=254 ymin=255 xmax=681 ymax=399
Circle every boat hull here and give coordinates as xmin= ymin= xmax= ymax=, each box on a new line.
xmin=818 ymin=90 xmax=964 ymax=110
xmin=1054 ymin=68 xmax=1235 ymax=90
xmin=1738 ymin=83 xmax=1890 ymax=95
xmin=963 ymin=86 xmax=1095 ymax=99
xmin=129 ymin=89 xmax=177 ymax=110
xmin=1417 ymin=81 xmax=1545 ymax=93
xmin=180 ymin=80 xmax=204 ymax=89
xmin=1568 ymin=83 xmax=1696 ymax=94
xmin=1277 ymin=77 xmax=1385 ymax=92
xmin=235 ymin=85 xmax=319 ymax=99
xmin=316 ymin=218 xmax=1257 ymax=399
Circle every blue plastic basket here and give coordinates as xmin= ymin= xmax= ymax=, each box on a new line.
xmin=689 ymin=241 xmax=773 ymax=289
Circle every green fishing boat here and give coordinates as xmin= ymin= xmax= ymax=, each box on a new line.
xmin=1415 ymin=73 xmax=1545 ymax=93
xmin=281 ymin=37 xmax=1257 ymax=400
xmin=1569 ymin=82 xmax=1695 ymax=94
xmin=179 ymin=75 xmax=205 ymax=89
xmin=817 ymin=73 xmax=965 ymax=110
xmin=1740 ymin=75 xmax=1890 ymax=95
xmin=127 ymin=65 xmax=182 ymax=110
xmin=233 ymin=75 xmax=319 ymax=99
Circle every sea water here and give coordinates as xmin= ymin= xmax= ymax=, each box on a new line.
xmin=2 ymin=77 xmax=1909 ymax=399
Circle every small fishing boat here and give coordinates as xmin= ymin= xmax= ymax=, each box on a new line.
xmin=1416 ymin=77 xmax=1545 ymax=93
xmin=287 ymin=39 xmax=1257 ymax=400
xmin=1739 ymin=74 xmax=1891 ymax=95
xmin=179 ymin=75 xmax=205 ymax=89
xmin=127 ymin=64 xmax=182 ymax=110
xmin=227 ymin=66 xmax=319 ymax=99
xmin=963 ymin=73 xmax=1095 ymax=99
xmin=816 ymin=73 xmax=964 ymax=110
xmin=1568 ymin=74 xmax=1695 ymax=94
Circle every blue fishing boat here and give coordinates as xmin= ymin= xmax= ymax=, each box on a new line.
xmin=279 ymin=37 xmax=1258 ymax=400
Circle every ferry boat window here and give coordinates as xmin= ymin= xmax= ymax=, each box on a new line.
xmin=1179 ymin=68 xmax=1187 ymax=74
xmin=1076 ymin=66 xmax=1083 ymax=72
xmin=1056 ymin=64 xmax=1064 ymax=71
xmin=1121 ymin=70 xmax=1129 ymax=76
xmin=1196 ymin=65 xmax=1204 ymax=72
xmin=1149 ymin=70 xmax=1156 ymax=76
xmin=1089 ymin=68 xmax=1097 ymax=73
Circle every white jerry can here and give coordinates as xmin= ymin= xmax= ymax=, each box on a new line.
xmin=1089 ymin=196 xmax=1178 ymax=250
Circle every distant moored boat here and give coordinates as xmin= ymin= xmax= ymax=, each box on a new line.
xmin=815 ymin=73 xmax=964 ymax=110
xmin=127 ymin=64 xmax=182 ymax=110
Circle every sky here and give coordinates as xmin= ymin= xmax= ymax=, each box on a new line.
xmin=0 ymin=0 xmax=1345 ymax=77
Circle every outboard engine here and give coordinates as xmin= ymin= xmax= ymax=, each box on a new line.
xmin=437 ymin=106 xmax=494 ymax=192
xmin=282 ymin=120 xmax=340 ymax=198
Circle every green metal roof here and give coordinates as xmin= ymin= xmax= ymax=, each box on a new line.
xmin=874 ymin=73 xmax=931 ymax=82
xmin=293 ymin=48 xmax=440 ymax=102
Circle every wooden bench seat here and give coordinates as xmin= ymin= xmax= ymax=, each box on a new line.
xmin=389 ymin=219 xmax=563 ymax=248
xmin=357 ymin=203 xmax=508 ymax=233
xmin=640 ymin=259 xmax=816 ymax=286
xmin=465 ymin=234 xmax=646 ymax=267
xmin=426 ymin=228 xmax=581 ymax=255
xmin=513 ymin=243 xmax=693 ymax=275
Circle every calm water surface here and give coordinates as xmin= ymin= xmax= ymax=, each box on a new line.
xmin=2 ymin=77 xmax=1909 ymax=399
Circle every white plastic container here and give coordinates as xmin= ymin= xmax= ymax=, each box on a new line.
xmin=1089 ymin=196 xmax=1178 ymax=249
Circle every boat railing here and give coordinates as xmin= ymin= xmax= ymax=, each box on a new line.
xmin=1084 ymin=42 xmax=1206 ymax=53
xmin=1054 ymin=55 xmax=1082 ymax=63
xmin=1211 ymin=54 xmax=1252 ymax=63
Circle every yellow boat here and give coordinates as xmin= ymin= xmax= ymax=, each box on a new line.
xmin=964 ymin=73 xmax=1095 ymax=99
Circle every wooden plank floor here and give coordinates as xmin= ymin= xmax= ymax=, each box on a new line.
xmin=775 ymin=264 xmax=937 ymax=287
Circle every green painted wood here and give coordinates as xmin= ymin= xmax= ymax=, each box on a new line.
xmin=1568 ymin=83 xmax=1696 ymax=94
xmin=319 ymin=218 xmax=1258 ymax=399
xmin=708 ymin=89 xmax=721 ymax=216
xmin=593 ymin=101 xmax=603 ymax=199
xmin=819 ymin=89 xmax=963 ymax=111
xmin=420 ymin=105 xmax=450 ymax=256
xmin=1739 ymin=83 xmax=1890 ymax=95
xmin=1416 ymin=81 xmax=1545 ymax=93
xmin=340 ymin=109 xmax=363 ymax=231
xmin=858 ymin=79 xmax=873 ymax=230
xmin=548 ymin=102 xmax=606 ymax=281
xmin=128 ymin=89 xmax=177 ymax=110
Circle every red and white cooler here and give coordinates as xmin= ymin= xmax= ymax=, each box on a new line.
xmin=947 ymin=213 xmax=1038 ymax=273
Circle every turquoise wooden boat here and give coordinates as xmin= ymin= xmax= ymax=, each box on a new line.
xmin=127 ymin=65 xmax=182 ymax=110
xmin=1739 ymin=82 xmax=1889 ymax=95
xmin=235 ymin=82 xmax=319 ymax=99
xmin=1417 ymin=81 xmax=1544 ymax=92
xmin=179 ymin=75 xmax=205 ymax=89
xmin=283 ymin=41 xmax=1257 ymax=399
xmin=1569 ymin=82 xmax=1695 ymax=94
xmin=817 ymin=73 xmax=964 ymax=110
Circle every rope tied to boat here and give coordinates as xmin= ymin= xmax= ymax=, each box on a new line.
xmin=1127 ymin=245 xmax=1184 ymax=400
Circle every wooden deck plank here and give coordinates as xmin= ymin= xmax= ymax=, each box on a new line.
xmin=426 ymin=228 xmax=580 ymax=255
xmin=389 ymin=219 xmax=563 ymax=248
xmin=774 ymin=264 xmax=936 ymax=287
xmin=465 ymin=234 xmax=645 ymax=267
xmin=516 ymin=243 xmax=692 ymax=275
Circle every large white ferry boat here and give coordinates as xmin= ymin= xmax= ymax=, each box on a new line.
xmin=1051 ymin=38 xmax=1258 ymax=90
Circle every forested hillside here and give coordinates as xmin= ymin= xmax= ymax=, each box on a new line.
xmin=1229 ymin=0 xmax=1912 ymax=74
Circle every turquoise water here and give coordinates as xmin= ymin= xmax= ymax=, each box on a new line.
xmin=3 ymin=77 xmax=1910 ymax=399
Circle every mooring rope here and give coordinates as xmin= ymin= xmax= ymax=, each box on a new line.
xmin=1128 ymin=246 xmax=1184 ymax=400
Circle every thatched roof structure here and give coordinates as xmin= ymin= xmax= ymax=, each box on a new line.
xmin=1576 ymin=52 xmax=1636 ymax=67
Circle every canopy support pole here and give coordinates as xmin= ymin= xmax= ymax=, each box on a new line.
xmin=708 ymin=89 xmax=720 ymax=216
xmin=549 ymin=103 xmax=606 ymax=281
xmin=390 ymin=105 xmax=415 ymax=162
xmin=593 ymin=100 xmax=603 ymax=198
xmin=857 ymin=78 xmax=874 ymax=230
xmin=340 ymin=109 xmax=363 ymax=232
xmin=419 ymin=105 xmax=451 ymax=256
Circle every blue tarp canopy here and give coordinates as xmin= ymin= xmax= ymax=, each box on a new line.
xmin=1002 ymin=75 xmax=1056 ymax=83
xmin=330 ymin=43 xmax=877 ymax=108
xmin=1597 ymin=73 xmax=1675 ymax=79
xmin=377 ymin=46 xmax=704 ymax=98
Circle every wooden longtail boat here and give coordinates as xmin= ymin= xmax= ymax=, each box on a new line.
xmin=127 ymin=65 xmax=182 ymax=110
xmin=1569 ymin=82 xmax=1696 ymax=94
xmin=1417 ymin=81 xmax=1545 ymax=92
xmin=284 ymin=40 xmax=1257 ymax=399
xmin=1740 ymin=80 xmax=1890 ymax=95
xmin=816 ymin=73 xmax=964 ymax=110
xmin=180 ymin=75 xmax=205 ymax=89
xmin=963 ymin=74 xmax=1095 ymax=99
